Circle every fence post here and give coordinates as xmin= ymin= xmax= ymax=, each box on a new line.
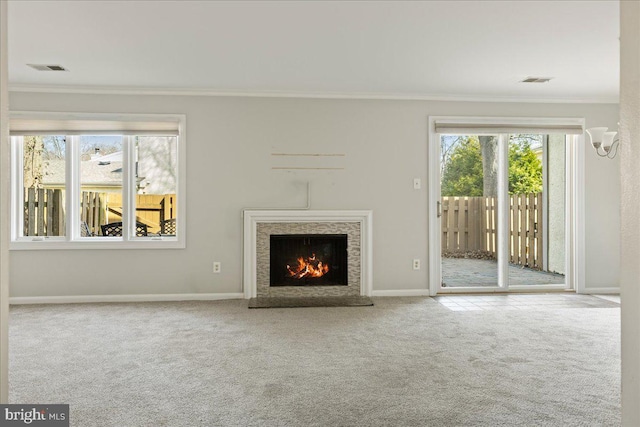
xmin=536 ymin=192 xmax=543 ymax=269
xmin=46 ymin=189 xmax=53 ymax=236
xmin=99 ymin=193 xmax=106 ymax=234
xmin=509 ymin=194 xmax=515 ymax=264
xmin=27 ymin=187 xmax=35 ymax=236
xmin=441 ymin=198 xmax=448 ymax=253
xmin=474 ymin=196 xmax=480 ymax=253
xmin=55 ymin=190 xmax=63 ymax=236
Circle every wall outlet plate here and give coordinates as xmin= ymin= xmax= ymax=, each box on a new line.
xmin=213 ymin=262 xmax=221 ymax=273
xmin=413 ymin=259 xmax=420 ymax=270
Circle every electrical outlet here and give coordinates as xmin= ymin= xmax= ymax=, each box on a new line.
xmin=413 ymin=259 xmax=420 ymax=270
xmin=413 ymin=178 xmax=421 ymax=190
xmin=213 ymin=262 xmax=221 ymax=273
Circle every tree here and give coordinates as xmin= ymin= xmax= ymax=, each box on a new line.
xmin=23 ymin=136 xmax=70 ymax=189
xmin=508 ymin=137 xmax=542 ymax=194
xmin=441 ymin=135 xmax=542 ymax=196
xmin=23 ymin=136 xmax=45 ymax=188
xmin=441 ymin=137 xmax=484 ymax=196
xmin=479 ymin=136 xmax=498 ymax=196
xmin=43 ymin=136 xmax=65 ymax=160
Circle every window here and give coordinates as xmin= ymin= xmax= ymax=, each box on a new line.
xmin=10 ymin=113 xmax=185 ymax=249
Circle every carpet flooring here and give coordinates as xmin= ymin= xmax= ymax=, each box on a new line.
xmin=9 ymin=295 xmax=620 ymax=426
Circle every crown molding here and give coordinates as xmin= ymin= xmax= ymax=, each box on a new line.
xmin=8 ymin=83 xmax=620 ymax=104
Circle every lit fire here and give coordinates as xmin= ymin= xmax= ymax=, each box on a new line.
xmin=286 ymin=254 xmax=329 ymax=279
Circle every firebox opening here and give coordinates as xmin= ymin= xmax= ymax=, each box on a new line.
xmin=270 ymin=234 xmax=348 ymax=286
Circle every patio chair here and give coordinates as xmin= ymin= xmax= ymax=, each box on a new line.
xmin=160 ymin=218 xmax=176 ymax=235
xmin=101 ymin=221 xmax=148 ymax=237
xmin=80 ymin=221 xmax=93 ymax=237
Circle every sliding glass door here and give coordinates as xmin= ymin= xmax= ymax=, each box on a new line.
xmin=440 ymin=134 xmax=504 ymax=288
xmin=436 ymin=132 xmax=568 ymax=291
xmin=507 ymin=134 xmax=566 ymax=287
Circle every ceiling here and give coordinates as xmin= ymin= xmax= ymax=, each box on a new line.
xmin=7 ymin=1 xmax=620 ymax=102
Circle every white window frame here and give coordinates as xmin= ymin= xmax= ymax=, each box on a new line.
xmin=9 ymin=112 xmax=186 ymax=250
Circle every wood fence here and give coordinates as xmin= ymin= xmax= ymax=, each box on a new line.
xmin=441 ymin=194 xmax=543 ymax=269
xmin=24 ymin=189 xmax=176 ymax=236
xmin=23 ymin=188 xmax=65 ymax=236
xmin=81 ymin=192 xmax=107 ymax=236
xmin=98 ymin=193 xmax=176 ymax=235
xmin=509 ymin=193 xmax=543 ymax=269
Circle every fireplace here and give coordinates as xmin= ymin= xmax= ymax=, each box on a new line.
xmin=242 ymin=210 xmax=373 ymax=299
xmin=270 ymin=234 xmax=348 ymax=286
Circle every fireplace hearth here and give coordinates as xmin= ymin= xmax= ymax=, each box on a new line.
xmin=270 ymin=234 xmax=348 ymax=286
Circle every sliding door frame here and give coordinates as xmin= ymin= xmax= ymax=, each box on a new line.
xmin=427 ymin=116 xmax=585 ymax=296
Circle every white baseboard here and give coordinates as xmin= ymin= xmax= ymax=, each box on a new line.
xmin=9 ymin=293 xmax=245 ymax=305
xmin=581 ymin=287 xmax=620 ymax=295
xmin=371 ymin=289 xmax=431 ymax=297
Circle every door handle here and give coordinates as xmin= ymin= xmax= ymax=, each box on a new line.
xmin=437 ymin=201 xmax=442 ymax=218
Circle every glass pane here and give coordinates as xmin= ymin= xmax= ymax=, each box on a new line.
xmin=440 ymin=135 xmax=499 ymax=287
xmin=508 ymin=134 xmax=565 ymax=286
xmin=134 ymin=136 xmax=178 ymax=237
xmin=79 ymin=136 xmax=123 ymax=237
xmin=22 ymin=135 xmax=66 ymax=237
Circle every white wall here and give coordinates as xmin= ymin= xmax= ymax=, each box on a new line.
xmin=584 ymin=122 xmax=621 ymax=290
xmin=0 ymin=0 xmax=10 ymax=402
xmin=7 ymin=92 xmax=620 ymax=297
xmin=547 ymin=134 xmax=565 ymax=275
xmin=620 ymin=1 xmax=639 ymax=424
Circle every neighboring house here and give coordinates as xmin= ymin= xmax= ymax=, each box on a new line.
xmin=41 ymin=138 xmax=177 ymax=196
xmin=39 ymin=142 xmax=177 ymax=233
xmin=532 ymin=143 xmax=543 ymax=162
xmin=42 ymin=155 xmax=123 ymax=193
xmin=137 ymin=136 xmax=177 ymax=195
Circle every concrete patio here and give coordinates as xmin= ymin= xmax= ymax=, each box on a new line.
xmin=442 ymin=257 xmax=565 ymax=287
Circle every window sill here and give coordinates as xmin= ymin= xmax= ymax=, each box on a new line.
xmin=10 ymin=238 xmax=185 ymax=250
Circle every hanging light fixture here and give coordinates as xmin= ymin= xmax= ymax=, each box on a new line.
xmin=586 ymin=127 xmax=619 ymax=159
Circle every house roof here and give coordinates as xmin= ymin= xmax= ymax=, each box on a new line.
xmin=42 ymin=158 xmax=122 ymax=187
xmin=91 ymin=151 xmax=122 ymax=163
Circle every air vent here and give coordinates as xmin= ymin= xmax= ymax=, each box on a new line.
xmin=27 ymin=64 xmax=69 ymax=72
xmin=521 ymin=77 xmax=552 ymax=83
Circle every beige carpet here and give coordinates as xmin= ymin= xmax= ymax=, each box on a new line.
xmin=9 ymin=296 xmax=620 ymax=426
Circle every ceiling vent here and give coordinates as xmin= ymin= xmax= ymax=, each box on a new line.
xmin=521 ymin=77 xmax=552 ymax=83
xmin=27 ymin=64 xmax=69 ymax=72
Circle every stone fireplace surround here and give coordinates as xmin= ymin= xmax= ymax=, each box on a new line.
xmin=242 ymin=210 xmax=373 ymax=299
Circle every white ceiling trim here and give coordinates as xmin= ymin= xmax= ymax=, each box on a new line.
xmin=7 ymin=84 xmax=619 ymax=105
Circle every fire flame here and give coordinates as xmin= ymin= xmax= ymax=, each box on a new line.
xmin=286 ymin=253 xmax=329 ymax=279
